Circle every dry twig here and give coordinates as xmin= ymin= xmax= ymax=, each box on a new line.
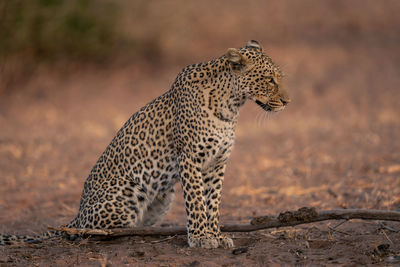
xmin=328 ymin=226 xmax=351 ymax=236
xmin=51 ymin=208 xmax=400 ymax=238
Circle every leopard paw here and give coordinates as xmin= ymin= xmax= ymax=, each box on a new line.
xmin=188 ymin=235 xmax=219 ymax=249
xmin=218 ymin=234 xmax=234 ymax=248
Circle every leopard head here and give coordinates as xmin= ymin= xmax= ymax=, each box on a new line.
xmin=226 ymin=40 xmax=290 ymax=112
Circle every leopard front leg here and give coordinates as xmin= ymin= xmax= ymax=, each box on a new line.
xmin=179 ymin=154 xmax=219 ymax=249
xmin=203 ymin=163 xmax=234 ymax=248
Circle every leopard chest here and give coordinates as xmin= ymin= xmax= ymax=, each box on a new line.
xmin=196 ymin=122 xmax=236 ymax=172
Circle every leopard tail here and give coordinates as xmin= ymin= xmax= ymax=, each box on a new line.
xmin=0 ymin=217 xmax=78 ymax=246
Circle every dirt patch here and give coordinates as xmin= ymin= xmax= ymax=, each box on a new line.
xmin=277 ymin=207 xmax=318 ymax=223
xmin=1 ymin=223 xmax=400 ymax=266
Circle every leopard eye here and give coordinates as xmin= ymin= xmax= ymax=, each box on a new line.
xmin=262 ymin=76 xmax=276 ymax=86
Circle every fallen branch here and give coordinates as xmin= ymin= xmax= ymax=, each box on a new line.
xmin=51 ymin=208 xmax=400 ymax=238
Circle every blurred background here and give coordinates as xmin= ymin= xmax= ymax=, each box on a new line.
xmin=0 ymin=0 xmax=399 ymax=233
xmin=2 ymin=0 xmax=399 ymax=88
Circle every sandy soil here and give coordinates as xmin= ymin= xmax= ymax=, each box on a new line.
xmin=1 ymin=1 xmax=400 ymax=265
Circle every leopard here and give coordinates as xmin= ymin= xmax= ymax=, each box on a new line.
xmin=0 ymin=40 xmax=290 ymax=248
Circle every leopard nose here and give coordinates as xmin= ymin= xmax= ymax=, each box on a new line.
xmin=281 ymin=98 xmax=290 ymax=106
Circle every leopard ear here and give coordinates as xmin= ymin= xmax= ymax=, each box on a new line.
xmin=246 ymin=40 xmax=263 ymax=52
xmin=226 ymin=48 xmax=253 ymax=74
xmin=226 ymin=48 xmax=246 ymax=64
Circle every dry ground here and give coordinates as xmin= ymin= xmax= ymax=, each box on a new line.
xmin=1 ymin=1 xmax=400 ymax=266
xmin=1 ymin=42 xmax=399 ymax=266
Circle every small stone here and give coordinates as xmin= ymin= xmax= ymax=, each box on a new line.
xmin=232 ymin=246 xmax=249 ymax=255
